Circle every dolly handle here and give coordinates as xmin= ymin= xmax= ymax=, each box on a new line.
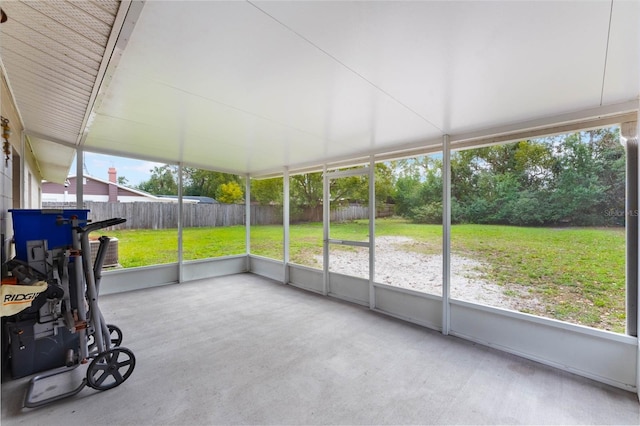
xmin=74 ymin=218 xmax=126 ymax=234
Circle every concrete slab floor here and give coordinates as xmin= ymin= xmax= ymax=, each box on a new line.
xmin=1 ymin=273 xmax=639 ymax=425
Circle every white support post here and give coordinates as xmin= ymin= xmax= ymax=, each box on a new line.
xmin=621 ymin=121 xmax=638 ymax=337
xmin=625 ymin=117 xmax=640 ymax=401
xmin=442 ymin=134 xmax=451 ymax=335
xmin=76 ymin=147 xmax=83 ymax=209
xmin=177 ymin=163 xmax=184 ymax=283
xmin=369 ymin=156 xmax=376 ymax=309
xmin=245 ymin=175 xmax=251 ymax=272
xmin=283 ymin=167 xmax=290 ymax=285
xmin=322 ymin=165 xmax=329 ymax=296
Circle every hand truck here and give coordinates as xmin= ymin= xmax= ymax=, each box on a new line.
xmin=19 ymin=216 xmax=136 ymax=408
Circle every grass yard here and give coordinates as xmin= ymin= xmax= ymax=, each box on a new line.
xmin=108 ymin=218 xmax=626 ymax=332
xmin=451 ymin=224 xmax=625 ymax=331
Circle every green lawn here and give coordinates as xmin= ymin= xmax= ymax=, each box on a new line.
xmin=451 ymin=224 xmax=625 ymax=331
xmin=108 ymin=218 xmax=626 ymax=332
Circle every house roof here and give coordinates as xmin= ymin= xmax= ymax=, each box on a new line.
xmin=1 ymin=1 xmax=638 ymax=182
xmin=44 ymin=174 xmax=175 ymax=202
xmin=157 ymin=195 xmax=218 ymax=204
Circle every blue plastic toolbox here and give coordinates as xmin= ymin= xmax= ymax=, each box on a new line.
xmin=9 ymin=209 xmax=89 ymax=261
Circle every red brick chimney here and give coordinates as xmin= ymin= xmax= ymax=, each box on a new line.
xmin=108 ymin=167 xmax=117 ymax=183
xmin=108 ymin=167 xmax=118 ymax=202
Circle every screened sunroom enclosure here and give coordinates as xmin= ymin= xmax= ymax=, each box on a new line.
xmin=94 ymin=119 xmax=639 ymax=395
xmin=1 ymin=0 xmax=639 ymax=399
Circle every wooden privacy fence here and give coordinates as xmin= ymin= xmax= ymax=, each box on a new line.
xmin=85 ymin=202 xmax=246 ymax=229
xmin=42 ymin=202 xmax=393 ymax=230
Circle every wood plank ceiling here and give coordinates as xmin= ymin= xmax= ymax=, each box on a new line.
xmin=0 ymin=0 xmax=121 ymax=182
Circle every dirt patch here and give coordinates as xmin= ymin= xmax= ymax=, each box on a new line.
xmin=325 ymin=236 xmax=541 ymax=312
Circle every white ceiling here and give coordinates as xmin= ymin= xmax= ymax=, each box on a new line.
xmin=2 ymin=1 xmax=639 ymax=180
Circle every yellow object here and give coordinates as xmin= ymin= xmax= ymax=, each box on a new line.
xmin=1 ymin=281 xmax=48 ymax=317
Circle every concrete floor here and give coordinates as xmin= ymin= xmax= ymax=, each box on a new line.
xmin=1 ymin=273 xmax=639 ymax=425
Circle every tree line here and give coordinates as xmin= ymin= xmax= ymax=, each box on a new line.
xmin=130 ymin=127 xmax=625 ymax=227
xmin=396 ymin=127 xmax=625 ymax=226
xmin=131 ymin=163 xmax=396 ymax=217
xmin=134 ymin=166 xmax=246 ymax=204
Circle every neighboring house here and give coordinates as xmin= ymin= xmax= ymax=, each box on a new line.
xmin=42 ymin=167 xmax=189 ymax=204
xmin=156 ymin=195 xmax=218 ymax=204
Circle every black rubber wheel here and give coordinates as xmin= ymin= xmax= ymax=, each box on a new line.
xmin=86 ymin=347 xmax=136 ymax=391
xmin=88 ymin=324 xmax=123 ymax=353
xmin=107 ymin=324 xmax=123 ymax=347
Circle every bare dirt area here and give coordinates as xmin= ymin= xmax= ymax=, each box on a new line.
xmin=326 ymin=236 xmax=541 ymax=312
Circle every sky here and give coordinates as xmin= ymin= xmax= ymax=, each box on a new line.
xmin=69 ymin=152 xmax=164 ymax=186
xmin=68 ymin=152 xmax=437 ymax=186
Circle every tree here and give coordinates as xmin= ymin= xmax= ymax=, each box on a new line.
xmin=136 ymin=165 xmax=178 ymax=195
xmin=589 ymin=127 xmax=625 ymax=225
xmin=513 ymin=140 xmax=555 ymax=190
xmin=397 ymin=127 xmax=625 ymax=226
xmin=394 ymin=174 xmax=422 ymax=217
xmin=217 ymin=181 xmax=244 ymax=204
xmin=251 ymin=178 xmax=283 ymax=205
xmin=117 ymin=176 xmax=130 ymax=186
xmin=374 ymin=162 xmax=397 ymax=205
xmin=504 ymin=130 xmax=617 ymax=225
xmin=290 ymin=172 xmax=323 ymax=208
xmin=394 ymin=155 xmax=443 ymax=223
xmin=545 ymin=132 xmax=610 ymax=225
xmin=329 ymin=173 xmax=365 ymax=206
xmin=134 ymin=165 xmax=247 ymax=201
xmin=182 ymin=168 xmax=243 ymax=199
